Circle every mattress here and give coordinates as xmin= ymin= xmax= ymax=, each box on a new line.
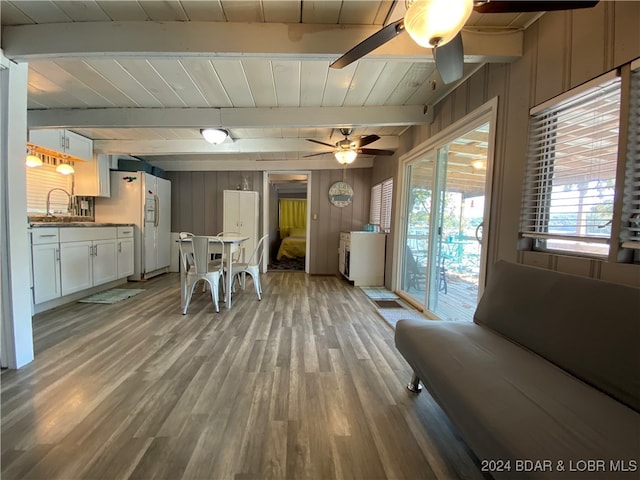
xmin=276 ymin=235 xmax=306 ymax=260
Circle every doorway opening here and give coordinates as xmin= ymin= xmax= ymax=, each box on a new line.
xmin=264 ymin=172 xmax=310 ymax=272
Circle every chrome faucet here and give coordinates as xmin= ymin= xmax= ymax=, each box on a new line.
xmin=46 ymin=188 xmax=72 ymax=216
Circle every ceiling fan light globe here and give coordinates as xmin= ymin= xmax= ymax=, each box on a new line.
xmin=201 ymin=128 xmax=228 ymax=144
xmin=334 ymin=150 xmax=357 ymax=165
xmin=404 ymin=0 xmax=473 ymax=48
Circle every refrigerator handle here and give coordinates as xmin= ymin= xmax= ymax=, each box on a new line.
xmin=154 ymin=194 xmax=160 ymax=227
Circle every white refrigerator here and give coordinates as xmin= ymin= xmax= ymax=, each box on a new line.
xmin=95 ymin=171 xmax=171 ymax=280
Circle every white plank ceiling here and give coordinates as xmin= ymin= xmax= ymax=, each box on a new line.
xmin=1 ymin=0 xmax=541 ymax=170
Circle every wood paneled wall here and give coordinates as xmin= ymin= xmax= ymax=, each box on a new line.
xmin=309 ymin=168 xmax=372 ymax=275
xmin=391 ymin=1 xmax=640 ymax=286
xmin=167 ymin=168 xmax=373 ymax=276
xmin=166 ymin=171 xmax=263 ymax=236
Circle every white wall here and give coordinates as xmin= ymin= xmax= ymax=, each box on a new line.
xmin=1 ymin=56 xmax=34 ymax=368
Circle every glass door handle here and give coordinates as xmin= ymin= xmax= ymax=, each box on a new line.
xmin=475 ymin=222 xmax=484 ymax=244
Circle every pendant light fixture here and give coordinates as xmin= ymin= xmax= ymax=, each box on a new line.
xmin=201 ymin=128 xmax=229 ymax=144
xmin=25 ymin=146 xmax=43 ymax=168
xmin=56 ymin=161 xmax=74 ymax=175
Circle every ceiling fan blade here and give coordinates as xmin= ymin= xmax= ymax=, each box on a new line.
xmin=306 ymin=138 xmax=336 ymax=148
xmin=357 ymin=134 xmax=380 ymax=148
xmin=330 ymin=19 xmax=405 ymax=70
xmin=474 ymin=1 xmax=598 ymax=14
xmin=358 ymin=148 xmax=394 ymax=156
xmin=303 ymin=152 xmax=331 ymax=158
xmin=434 ymin=32 xmax=464 ymax=85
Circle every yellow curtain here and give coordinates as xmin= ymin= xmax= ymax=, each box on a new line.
xmin=279 ymin=199 xmax=307 ymax=239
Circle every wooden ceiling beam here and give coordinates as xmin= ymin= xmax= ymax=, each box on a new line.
xmin=4 ymin=21 xmax=522 ymax=64
xmin=92 ymin=136 xmax=399 ymax=155
xmin=28 ymin=105 xmax=431 ymax=129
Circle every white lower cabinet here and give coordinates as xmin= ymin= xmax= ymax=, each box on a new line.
xmin=32 ymin=228 xmax=61 ymax=304
xmin=60 ymin=240 xmax=94 ymax=296
xmin=31 ymin=226 xmax=131 ymax=307
xmin=60 ymin=228 xmax=118 ymax=296
xmin=339 ymin=231 xmax=386 ymax=286
xmin=116 ymin=226 xmax=134 ymax=279
xmin=59 ymin=238 xmax=117 ymax=296
xmin=93 ymin=239 xmax=118 ymax=285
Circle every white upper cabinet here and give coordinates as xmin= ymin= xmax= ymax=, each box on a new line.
xmin=29 ymin=129 xmax=93 ymax=162
xmin=74 ymin=154 xmax=111 ymax=197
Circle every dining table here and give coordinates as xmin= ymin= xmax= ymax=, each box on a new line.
xmin=179 ymin=234 xmax=249 ymax=310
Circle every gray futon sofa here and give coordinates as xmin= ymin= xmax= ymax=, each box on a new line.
xmin=395 ymin=260 xmax=640 ymax=479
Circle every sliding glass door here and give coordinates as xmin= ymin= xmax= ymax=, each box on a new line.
xmin=399 ymin=120 xmax=492 ymax=322
xmin=402 ymin=153 xmax=435 ymax=301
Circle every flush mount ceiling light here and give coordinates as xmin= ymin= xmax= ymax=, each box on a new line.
xmin=404 ymin=0 xmax=473 ymax=48
xmin=334 ymin=150 xmax=357 ymax=165
xmin=56 ymin=162 xmax=74 ymax=175
xmin=201 ymin=128 xmax=229 ymax=145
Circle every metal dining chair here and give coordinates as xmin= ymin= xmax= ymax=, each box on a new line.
xmin=216 ymin=231 xmax=244 ymax=263
xmin=228 ymin=234 xmax=268 ymax=301
xmin=178 ymin=231 xmax=195 ymax=271
xmin=182 ymin=235 xmax=225 ymax=313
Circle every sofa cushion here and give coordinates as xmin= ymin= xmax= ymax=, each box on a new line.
xmin=395 ymin=319 xmax=640 ymax=478
xmin=473 ymin=261 xmax=640 ymax=412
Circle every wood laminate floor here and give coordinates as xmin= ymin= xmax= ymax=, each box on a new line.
xmin=1 ymin=272 xmax=485 ymax=480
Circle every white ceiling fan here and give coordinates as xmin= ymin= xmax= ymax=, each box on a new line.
xmin=330 ymin=0 xmax=600 ymax=84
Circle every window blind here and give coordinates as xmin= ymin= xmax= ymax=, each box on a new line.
xmin=26 ymin=164 xmax=73 ymax=214
xmin=520 ymin=74 xmax=621 ymax=253
xmin=380 ymin=178 xmax=393 ymax=233
xmin=370 ymin=183 xmax=382 ymax=226
xmin=370 ymin=179 xmax=393 ymax=232
xmin=620 ymin=62 xmax=640 ymax=249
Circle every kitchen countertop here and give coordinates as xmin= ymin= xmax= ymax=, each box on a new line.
xmin=28 ymin=215 xmax=134 ymax=228
xmin=30 ymin=222 xmax=135 ymax=228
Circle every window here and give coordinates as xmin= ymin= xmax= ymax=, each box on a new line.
xmin=620 ymin=61 xmax=640 ymax=250
xmin=26 ymin=163 xmax=73 ymax=214
xmin=370 ymin=178 xmax=393 ymax=232
xmin=520 ymin=71 xmax=621 ymax=257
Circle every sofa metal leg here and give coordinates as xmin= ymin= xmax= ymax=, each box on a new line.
xmin=407 ymin=374 xmax=422 ymax=393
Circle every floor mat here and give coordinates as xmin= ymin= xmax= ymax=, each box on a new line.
xmin=360 ymin=287 xmax=398 ymax=300
xmin=376 ymin=308 xmax=429 ymax=329
xmin=270 ymin=256 xmax=305 ymax=271
xmin=373 ymin=299 xmax=404 ymax=309
xmin=78 ymin=288 xmax=145 ymax=304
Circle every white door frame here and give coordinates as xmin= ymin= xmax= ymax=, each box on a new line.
xmin=262 ymin=170 xmax=311 ymax=273
xmin=392 ymin=97 xmax=499 ymax=300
